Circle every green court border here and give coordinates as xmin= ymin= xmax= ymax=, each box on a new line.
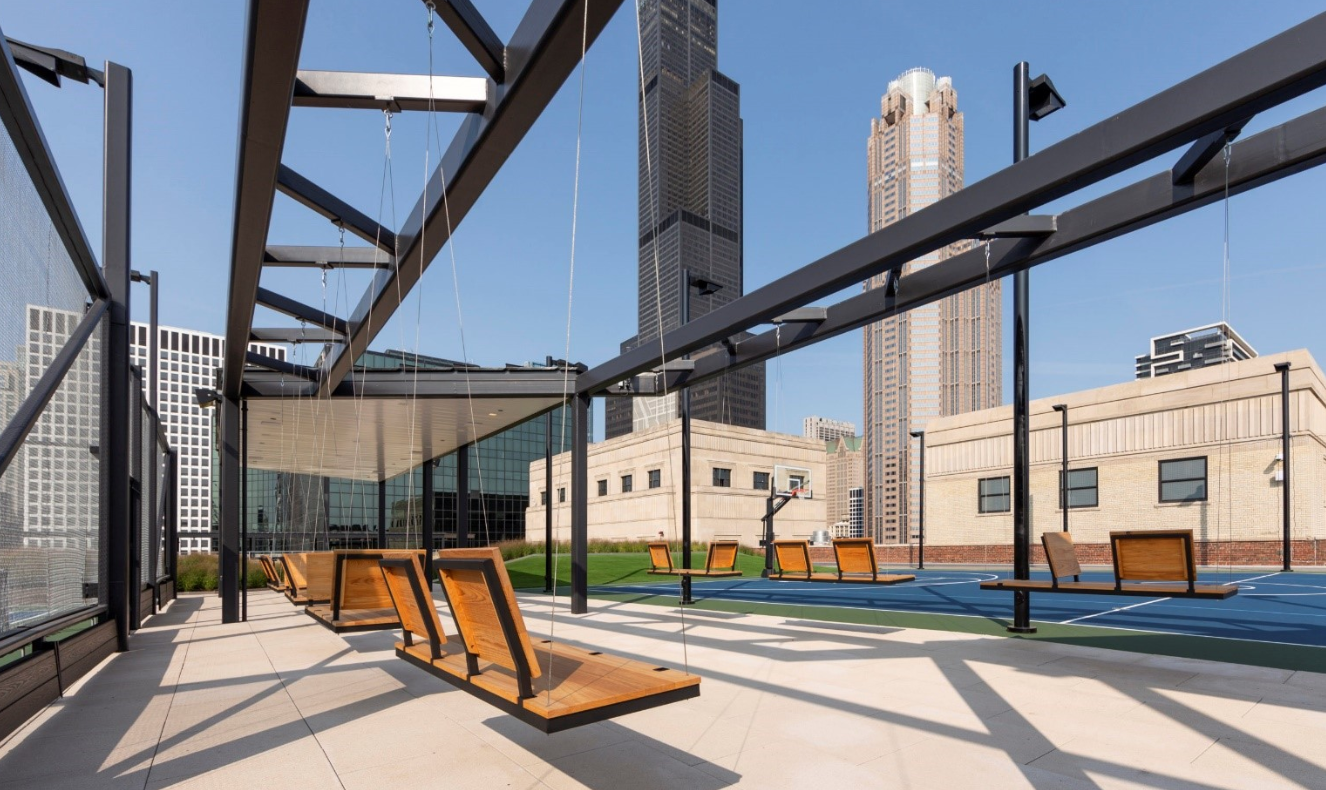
xmin=584 ymin=587 xmax=1326 ymax=674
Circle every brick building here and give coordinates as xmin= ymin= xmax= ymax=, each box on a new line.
xmin=907 ymin=350 xmax=1326 ymax=566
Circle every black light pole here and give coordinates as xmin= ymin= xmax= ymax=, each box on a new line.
xmin=1052 ymin=404 xmax=1068 ymax=532
xmin=910 ymin=430 xmax=925 ymax=570
xmin=1275 ymin=362 xmax=1292 ymax=571
xmin=679 ymin=269 xmax=721 ymax=605
xmin=1010 ymin=63 xmax=1065 ymax=635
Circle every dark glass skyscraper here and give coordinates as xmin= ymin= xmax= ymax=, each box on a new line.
xmin=605 ymin=0 xmax=764 ymax=439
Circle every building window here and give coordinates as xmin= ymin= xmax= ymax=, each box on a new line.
xmin=753 ymin=471 xmax=770 ymax=491
xmin=621 ymin=475 xmax=633 ymax=493
xmin=558 ymin=488 xmax=566 ymax=503
xmin=712 ymin=467 xmax=731 ymax=487
xmin=1159 ymin=457 xmax=1207 ymax=502
xmin=978 ymin=476 xmax=1010 ymax=513
xmin=597 ymin=479 xmax=607 ymax=497
xmin=1059 ymin=468 xmax=1099 ymax=509
xmin=648 ymin=469 xmax=661 ymax=489
xmin=540 ymin=490 xmax=547 ymax=506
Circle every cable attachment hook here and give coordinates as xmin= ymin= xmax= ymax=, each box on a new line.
xmin=383 ymin=108 xmax=393 ymax=142
xmin=426 ymin=1 xmax=436 ymax=38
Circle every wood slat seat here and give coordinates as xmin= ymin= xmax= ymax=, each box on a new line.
xmin=770 ymin=540 xmax=914 ymax=585
xmin=646 ymin=541 xmax=742 ymax=577
xmin=979 ymin=530 xmax=1237 ymax=599
xmin=259 ymin=556 xmax=285 ymax=592
xmin=279 ymin=554 xmax=310 ymax=605
xmin=306 ymin=550 xmax=426 ymax=633
xmin=380 ymin=547 xmax=700 ymax=733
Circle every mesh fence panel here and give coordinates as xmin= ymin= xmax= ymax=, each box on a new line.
xmin=0 ymin=314 xmax=104 ymax=636
xmin=156 ymin=433 xmax=168 ymax=581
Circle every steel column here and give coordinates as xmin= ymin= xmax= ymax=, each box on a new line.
xmin=378 ymin=479 xmax=387 ymax=548
xmin=241 ymin=400 xmax=249 ymax=621
xmin=1010 ymin=62 xmax=1035 ymax=634
xmin=544 ymin=411 xmax=553 ymax=593
xmin=679 ymin=270 xmax=693 ymax=605
xmin=1276 ymin=362 xmax=1293 ymax=571
xmin=1055 ymin=405 xmax=1069 ymax=532
xmin=914 ymin=432 xmax=925 ymax=570
xmin=457 ymin=445 xmax=470 ymax=548
xmin=168 ymin=450 xmax=179 ymax=581
xmin=571 ymin=392 xmax=589 ymax=613
xmin=103 ymin=60 xmax=133 ymax=650
xmin=219 ymin=395 xmax=241 ymax=623
xmin=423 ymin=461 xmax=436 ymax=587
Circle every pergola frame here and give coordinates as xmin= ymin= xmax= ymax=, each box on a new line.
xmin=223 ymin=4 xmax=1326 ymax=619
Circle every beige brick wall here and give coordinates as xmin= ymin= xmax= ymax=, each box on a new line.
xmin=527 ymin=419 xmax=825 ymax=547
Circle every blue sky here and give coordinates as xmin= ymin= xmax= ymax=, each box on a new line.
xmin=5 ymin=1 xmax=1325 ymax=441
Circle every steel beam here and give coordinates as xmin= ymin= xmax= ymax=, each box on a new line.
xmin=220 ymin=396 xmax=241 ymax=623
xmin=1172 ymin=118 xmax=1250 ymax=184
xmin=577 ymin=12 xmax=1326 ymax=395
xmin=292 ymin=70 xmax=488 ymax=113
xmin=250 ymin=327 xmax=341 ymax=344
xmin=321 ymin=0 xmax=627 ymax=393
xmin=669 ymin=104 xmax=1326 ymax=389
xmin=427 ymin=0 xmax=505 ymax=83
xmin=263 ymin=245 xmax=393 ymax=269
xmin=979 ymin=214 xmax=1057 ymax=238
xmin=255 ymin=286 xmax=348 ymax=334
xmin=223 ymin=0 xmax=311 ymax=400
xmin=276 ymin=165 xmax=397 ymax=253
xmin=245 ymin=350 xmax=319 ymax=380
xmin=241 ymin=368 xmax=579 ymax=399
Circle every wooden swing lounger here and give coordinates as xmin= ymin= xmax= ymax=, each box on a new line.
xmin=770 ymin=538 xmax=915 ymax=584
xmin=305 ymin=550 xmax=427 ymax=633
xmin=979 ymin=530 xmax=1236 ymax=599
xmin=280 ymin=552 xmax=335 ymax=606
xmin=647 ymin=540 xmax=741 ymax=577
xmin=259 ymin=556 xmax=285 ymax=592
xmin=379 ymin=548 xmax=700 ymax=733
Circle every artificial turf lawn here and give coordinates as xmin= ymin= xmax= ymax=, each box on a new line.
xmin=504 ymin=551 xmax=770 ymax=589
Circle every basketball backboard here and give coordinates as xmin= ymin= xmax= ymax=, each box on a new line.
xmin=773 ymin=465 xmax=813 ymax=499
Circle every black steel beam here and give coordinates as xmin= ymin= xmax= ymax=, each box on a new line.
xmin=670 ymin=104 xmax=1326 ymax=389
xmin=1172 ymin=118 xmax=1250 ymax=184
xmin=428 ymin=0 xmax=505 ymax=83
xmin=240 ymin=368 xmax=579 ymax=399
xmin=292 ymin=70 xmax=487 ymax=113
xmin=250 ymin=326 xmax=341 ymax=344
xmin=570 ymin=391 xmax=589 ymax=613
xmin=276 ymin=165 xmax=397 ymax=253
xmin=577 ymin=12 xmax=1326 ymax=395
xmin=0 ymin=299 xmax=106 ymax=479
xmin=255 ymin=287 xmax=348 ymax=334
xmin=245 ymin=350 xmax=318 ymax=380
xmin=980 ymin=214 xmax=1057 ymax=238
xmin=263 ymin=245 xmax=393 ymax=269
xmin=223 ymin=0 xmax=311 ymax=400
xmin=0 ymin=33 xmax=108 ymax=299
xmin=321 ymin=0 xmax=626 ymax=393
xmin=422 ymin=461 xmax=436 ymax=587
xmin=219 ymin=396 xmax=241 ymax=623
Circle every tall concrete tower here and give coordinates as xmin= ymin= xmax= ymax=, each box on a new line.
xmin=605 ymin=0 xmax=765 ymax=439
xmin=863 ymin=68 xmax=1001 ymax=544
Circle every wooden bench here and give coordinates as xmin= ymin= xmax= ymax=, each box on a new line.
xmin=279 ymin=554 xmax=309 ymax=605
xmin=979 ymin=530 xmax=1237 ymax=599
xmin=280 ymin=552 xmax=335 ymax=605
xmin=647 ymin=540 xmax=741 ymax=577
xmin=306 ymin=550 xmax=426 ymax=632
xmin=770 ymin=539 xmax=914 ymax=584
xmin=259 ymin=556 xmax=285 ymax=592
xmin=380 ymin=547 xmax=700 ymax=733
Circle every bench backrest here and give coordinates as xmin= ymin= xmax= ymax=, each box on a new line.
xmin=265 ymin=556 xmax=287 ymax=590
xmin=705 ymin=541 xmax=739 ymax=572
xmin=832 ymin=538 xmax=877 ymax=579
xmin=304 ymin=552 xmax=336 ymax=601
xmin=334 ymin=550 xmax=426 ymax=616
xmin=379 ymin=555 xmax=448 ymax=652
xmin=434 ymin=547 xmax=542 ymax=681
xmin=282 ymin=554 xmax=309 ymax=591
xmin=647 ymin=542 xmax=674 ymax=572
xmin=1041 ymin=531 xmax=1083 ymax=580
xmin=1111 ymin=530 xmax=1195 ymax=583
xmin=772 ymin=541 xmax=812 ymax=576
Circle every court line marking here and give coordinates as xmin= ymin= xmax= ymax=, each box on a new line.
xmin=1225 ymin=572 xmax=1281 ymax=586
xmin=1059 ymin=597 xmax=1168 ymax=624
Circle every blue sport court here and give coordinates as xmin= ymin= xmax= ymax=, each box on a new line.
xmin=596 ymin=568 xmax=1326 ymax=648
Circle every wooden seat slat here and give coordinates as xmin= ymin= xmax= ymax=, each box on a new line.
xmin=306 ymin=550 xmax=426 ymax=633
xmin=770 ymin=539 xmax=915 ymax=585
xmin=646 ymin=541 xmax=741 ymax=577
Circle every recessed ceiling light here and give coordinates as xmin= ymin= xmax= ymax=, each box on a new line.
xmin=488 ymin=412 xmax=498 ymax=417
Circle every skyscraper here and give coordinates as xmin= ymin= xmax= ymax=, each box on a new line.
xmin=803 ymin=415 xmax=856 ymax=442
xmin=604 ymin=0 xmax=764 ymax=439
xmin=863 ymin=69 xmax=1001 ymax=544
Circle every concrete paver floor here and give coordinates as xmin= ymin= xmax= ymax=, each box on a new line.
xmin=2 ymin=589 xmax=1324 ymax=789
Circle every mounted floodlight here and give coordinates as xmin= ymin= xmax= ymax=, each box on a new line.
xmin=194 ymin=388 xmax=222 ymax=409
xmin=1052 ymin=403 xmax=1067 ymax=413
xmin=1028 ymin=73 xmax=1066 ymax=121
xmin=688 ymin=274 xmax=722 ymax=296
xmin=909 ymin=429 xmax=924 ymax=438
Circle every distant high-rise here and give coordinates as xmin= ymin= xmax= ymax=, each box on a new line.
xmin=825 ymin=435 xmax=864 ymax=534
xmin=863 ymin=69 xmax=1001 ymax=544
xmin=605 ymin=0 xmax=764 ymax=439
xmin=1135 ymin=323 xmax=1255 ymax=379
xmin=804 ymin=416 xmax=856 ymax=442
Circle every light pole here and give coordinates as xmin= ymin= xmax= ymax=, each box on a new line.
xmin=1010 ymin=63 xmax=1065 ymax=635
xmin=679 ymin=269 xmax=721 ymax=605
xmin=1274 ymin=362 xmax=1292 ymax=571
xmin=910 ymin=430 xmax=925 ymax=570
xmin=1052 ymin=404 xmax=1068 ymax=533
